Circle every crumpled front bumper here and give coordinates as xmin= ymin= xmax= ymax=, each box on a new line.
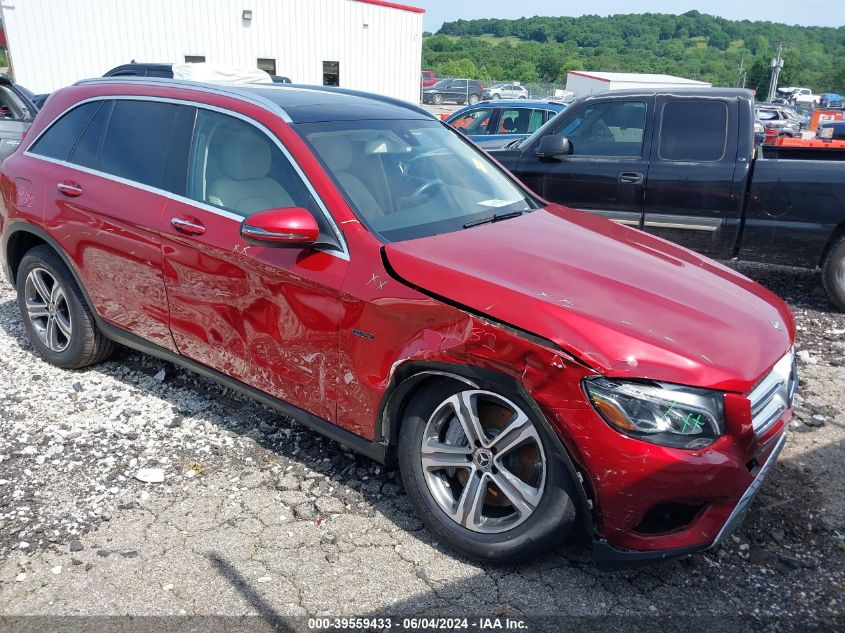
xmin=592 ymin=430 xmax=788 ymax=571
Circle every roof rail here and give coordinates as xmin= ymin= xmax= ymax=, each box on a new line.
xmin=280 ymin=83 xmax=436 ymax=119
xmin=72 ymin=76 xmax=293 ymax=122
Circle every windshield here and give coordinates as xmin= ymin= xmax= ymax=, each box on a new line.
xmin=298 ymin=119 xmax=538 ymax=242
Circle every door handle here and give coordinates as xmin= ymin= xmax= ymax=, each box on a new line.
xmin=618 ymin=172 xmax=644 ymax=185
xmin=57 ymin=180 xmax=83 ymax=197
xmin=170 ymin=216 xmax=206 ymax=236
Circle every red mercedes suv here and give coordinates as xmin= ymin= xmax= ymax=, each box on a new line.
xmin=0 ymin=78 xmax=796 ymax=568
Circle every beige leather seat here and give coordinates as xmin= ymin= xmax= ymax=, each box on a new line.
xmin=309 ymin=135 xmax=385 ymax=218
xmin=207 ymin=127 xmax=295 ymax=215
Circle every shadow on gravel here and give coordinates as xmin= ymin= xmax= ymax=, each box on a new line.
xmin=1 ymin=258 xmax=844 ymax=621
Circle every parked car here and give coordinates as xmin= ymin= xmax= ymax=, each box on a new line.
xmin=489 ymin=87 xmax=845 ymax=310
xmin=819 ymin=93 xmax=844 ymax=109
xmin=753 ymin=119 xmax=766 ymax=145
xmin=447 ymin=100 xmax=566 ymax=149
xmin=778 ymin=86 xmax=819 ymax=105
xmin=104 ymin=63 xmax=291 ymax=83
xmin=755 ymin=104 xmax=802 ymax=137
xmin=103 ymin=62 xmax=175 ymax=78
xmin=1 ymin=79 xmax=796 ymax=569
xmin=15 ymin=84 xmax=47 ymax=110
xmin=420 ymin=70 xmax=437 ymax=88
xmin=482 ymin=83 xmax=529 ymax=101
xmin=421 ymin=79 xmax=484 ymax=105
xmin=817 ymin=120 xmax=845 ymax=140
xmin=0 ymin=75 xmax=39 ymax=162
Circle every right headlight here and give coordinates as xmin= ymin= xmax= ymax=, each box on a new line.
xmin=583 ymin=378 xmax=725 ymax=450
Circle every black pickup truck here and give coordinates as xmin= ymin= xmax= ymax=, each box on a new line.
xmin=488 ymin=88 xmax=845 ymax=310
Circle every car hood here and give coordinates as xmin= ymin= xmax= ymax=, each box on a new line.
xmin=384 ymin=206 xmax=794 ymax=392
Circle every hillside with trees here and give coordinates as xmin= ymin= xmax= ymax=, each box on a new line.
xmin=422 ymin=11 xmax=845 ymax=94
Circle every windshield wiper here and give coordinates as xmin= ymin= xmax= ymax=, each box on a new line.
xmin=463 ymin=210 xmax=527 ymax=229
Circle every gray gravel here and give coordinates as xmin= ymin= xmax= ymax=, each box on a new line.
xmin=0 ymin=263 xmax=843 ymax=622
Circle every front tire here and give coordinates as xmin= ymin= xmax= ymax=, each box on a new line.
xmin=398 ymin=383 xmax=577 ymax=563
xmin=431 ymin=93 xmax=444 ymax=105
xmin=16 ymin=245 xmax=114 ymax=369
xmin=822 ymin=236 xmax=845 ymax=311
xmin=468 ymin=94 xmax=480 ymax=105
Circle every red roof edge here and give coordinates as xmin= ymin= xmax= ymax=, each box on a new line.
xmin=566 ymin=70 xmax=610 ymax=83
xmin=355 ymin=0 xmax=425 ymax=13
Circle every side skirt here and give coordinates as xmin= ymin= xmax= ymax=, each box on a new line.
xmin=97 ymin=320 xmax=387 ymax=464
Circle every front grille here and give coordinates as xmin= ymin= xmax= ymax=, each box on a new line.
xmin=748 ymin=349 xmax=797 ymax=436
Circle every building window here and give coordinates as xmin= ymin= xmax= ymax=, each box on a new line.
xmin=322 ymin=61 xmax=339 ymax=87
xmin=185 ymin=55 xmax=206 ymax=63
xmin=257 ymin=58 xmax=276 ymax=76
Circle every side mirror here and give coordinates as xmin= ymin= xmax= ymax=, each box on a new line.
xmin=240 ymin=207 xmax=320 ymax=247
xmin=535 ymin=135 xmax=572 ymax=158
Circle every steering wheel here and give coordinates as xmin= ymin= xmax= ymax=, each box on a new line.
xmin=589 ymin=122 xmax=610 ymax=140
xmin=409 ymin=180 xmax=444 ymax=201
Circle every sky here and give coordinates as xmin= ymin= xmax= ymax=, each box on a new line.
xmin=415 ymin=0 xmax=845 ymax=32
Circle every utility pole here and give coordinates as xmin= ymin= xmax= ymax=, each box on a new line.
xmin=767 ymin=44 xmax=784 ymax=103
xmin=737 ymin=57 xmax=746 ymax=89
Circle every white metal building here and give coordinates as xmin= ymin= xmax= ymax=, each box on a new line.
xmin=565 ymin=71 xmax=711 ymax=98
xmin=1 ymin=0 xmax=424 ymax=102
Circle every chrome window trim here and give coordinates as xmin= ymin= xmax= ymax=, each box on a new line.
xmin=23 ymin=94 xmax=349 ymax=261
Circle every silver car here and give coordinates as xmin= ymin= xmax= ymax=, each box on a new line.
xmin=0 ymin=76 xmax=39 ymax=162
xmin=483 ymin=83 xmax=529 ymax=100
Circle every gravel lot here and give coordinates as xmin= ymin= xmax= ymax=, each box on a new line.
xmin=0 ymin=262 xmax=843 ymax=628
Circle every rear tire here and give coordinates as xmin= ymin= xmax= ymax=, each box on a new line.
xmin=398 ymin=381 xmax=577 ymax=563
xmin=468 ymin=95 xmax=480 ymax=105
xmin=821 ymin=236 xmax=845 ymax=312
xmin=16 ymin=245 xmax=114 ymax=369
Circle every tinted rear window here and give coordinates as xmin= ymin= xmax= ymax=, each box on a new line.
xmin=69 ymin=100 xmax=113 ymax=169
xmin=28 ymin=102 xmax=98 ymax=160
xmin=99 ymin=100 xmax=180 ymax=187
xmin=659 ymin=101 xmax=728 ymax=162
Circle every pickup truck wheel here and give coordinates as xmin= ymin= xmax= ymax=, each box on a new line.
xmin=398 ymin=383 xmax=577 ymax=563
xmin=16 ymin=245 xmax=114 ymax=369
xmin=822 ymin=236 xmax=845 ymax=311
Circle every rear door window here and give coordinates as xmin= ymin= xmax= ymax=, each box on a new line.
xmin=69 ymin=100 xmax=113 ymax=169
xmin=28 ymin=102 xmax=99 ymax=160
xmin=659 ymin=101 xmax=728 ymax=162
xmin=146 ymin=68 xmax=173 ymax=78
xmin=498 ymin=108 xmax=547 ymax=134
xmin=99 ymin=100 xmax=181 ymax=188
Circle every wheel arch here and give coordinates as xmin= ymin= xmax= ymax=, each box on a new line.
xmin=376 ymin=360 xmax=596 ymax=536
xmin=3 ymin=224 xmax=96 ymax=311
xmin=819 ymin=219 xmax=845 ymax=268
